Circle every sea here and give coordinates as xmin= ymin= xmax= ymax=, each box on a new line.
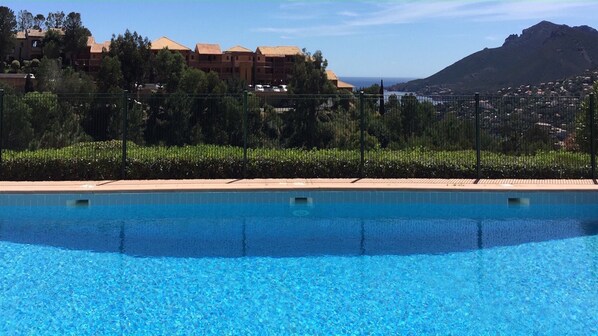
xmin=339 ymin=76 xmax=415 ymax=90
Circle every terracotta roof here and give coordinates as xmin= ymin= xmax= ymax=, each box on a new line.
xmin=326 ymin=70 xmax=354 ymax=90
xmin=25 ymin=29 xmax=45 ymax=38
xmin=336 ymin=80 xmax=355 ymax=90
xmin=256 ymin=46 xmax=302 ymax=56
xmin=325 ymin=70 xmax=338 ymax=81
xmin=87 ymin=36 xmax=110 ymax=53
xmin=16 ymin=28 xmax=63 ymax=39
xmin=151 ymin=36 xmax=191 ymax=51
xmin=226 ymin=45 xmax=252 ymax=53
xmin=90 ymin=41 xmax=110 ymax=54
xmin=195 ymin=43 xmax=222 ymax=55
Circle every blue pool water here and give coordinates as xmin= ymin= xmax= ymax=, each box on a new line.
xmin=0 ymin=190 xmax=597 ymax=335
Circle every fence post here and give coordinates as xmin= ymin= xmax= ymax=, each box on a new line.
xmin=0 ymin=90 xmax=4 ymax=176
xmin=243 ymin=90 xmax=248 ymax=178
xmin=590 ymin=93 xmax=596 ymax=180
xmin=359 ymin=91 xmax=365 ymax=178
xmin=121 ymin=91 xmax=129 ymax=180
xmin=475 ymin=93 xmax=481 ymax=180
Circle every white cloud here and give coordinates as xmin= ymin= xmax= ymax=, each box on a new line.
xmin=338 ymin=10 xmax=359 ymax=17
xmin=254 ymin=25 xmax=356 ymax=38
xmin=255 ymin=0 xmax=598 ymax=38
xmin=347 ymin=1 xmax=597 ymax=26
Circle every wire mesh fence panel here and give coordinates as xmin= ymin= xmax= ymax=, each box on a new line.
xmin=246 ymin=93 xmax=361 ymax=178
xmin=0 ymin=91 xmax=595 ymax=180
xmin=126 ymin=93 xmax=245 ymax=179
xmin=0 ymin=92 xmax=123 ymax=180
xmin=479 ymin=95 xmax=588 ymax=178
xmin=364 ymin=94 xmax=478 ymax=178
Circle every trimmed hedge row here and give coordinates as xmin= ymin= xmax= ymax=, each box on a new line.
xmin=0 ymin=142 xmax=592 ymax=180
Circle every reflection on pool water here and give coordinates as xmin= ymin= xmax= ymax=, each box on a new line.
xmin=0 ymin=191 xmax=597 ymax=334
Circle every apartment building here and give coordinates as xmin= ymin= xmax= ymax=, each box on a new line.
xmin=9 ymin=32 xmax=353 ymax=91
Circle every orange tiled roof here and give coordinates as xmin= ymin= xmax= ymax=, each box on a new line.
xmin=16 ymin=28 xmax=63 ymax=39
xmin=151 ymin=36 xmax=191 ymax=51
xmin=336 ymin=80 xmax=355 ymax=90
xmin=326 ymin=70 xmax=354 ymax=90
xmin=87 ymin=36 xmax=110 ymax=53
xmin=195 ymin=43 xmax=222 ymax=55
xmin=226 ymin=45 xmax=252 ymax=53
xmin=24 ymin=29 xmax=45 ymax=38
xmin=326 ymin=70 xmax=338 ymax=81
xmin=256 ymin=46 xmax=302 ymax=57
xmin=90 ymin=41 xmax=110 ymax=54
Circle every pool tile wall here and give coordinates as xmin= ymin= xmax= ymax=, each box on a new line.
xmin=0 ymin=190 xmax=597 ymax=207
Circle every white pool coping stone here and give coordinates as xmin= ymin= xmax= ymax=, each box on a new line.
xmin=0 ymin=179 xmax=597 ymax=193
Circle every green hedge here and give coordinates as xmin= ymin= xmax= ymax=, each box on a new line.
xmin=0 ymin=141 xmax=592 ymax=180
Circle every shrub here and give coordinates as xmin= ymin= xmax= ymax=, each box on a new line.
xmin=0 ymin=142 xmax=591 ymax=180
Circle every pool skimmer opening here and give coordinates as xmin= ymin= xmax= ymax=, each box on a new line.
xmin=67 ymin=199 xmax=90 ymax=208
xmin=290 ymin=197 xmax=313 ymax=216
xmin=508 ymin=197 xmax=530 ymax=207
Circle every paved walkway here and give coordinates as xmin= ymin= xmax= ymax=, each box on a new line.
xmin=0 ymin=179 xmax=596 ymax=193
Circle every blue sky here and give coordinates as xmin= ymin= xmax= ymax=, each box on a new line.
xmin=6 ymin=1 xmax=598 ymax=78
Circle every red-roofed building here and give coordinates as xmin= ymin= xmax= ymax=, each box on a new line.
xmin=77 ymin=36 xmax=110 ymax=72
xmin=11 ymin=29 xmax=63 ymax=61
xmin=255 ymin=46 xmax=302 ymax=85
xmin=151 ymin=36 xmax=193 ymax=64
xmin=223 ymin=45 xmax=254 ymax=83
xmin=193 ymin=43 xmax=223 ymax=73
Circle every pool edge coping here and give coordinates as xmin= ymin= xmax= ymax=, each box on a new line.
xmin=0 ymin=178 xmax=597 ymax=193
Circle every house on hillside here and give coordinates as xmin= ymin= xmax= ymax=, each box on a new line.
xmin=11 ymin=29 xmax=63 ymax=62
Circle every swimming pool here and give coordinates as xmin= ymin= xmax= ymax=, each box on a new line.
xmin=1 ymin=190 xmax=597 ymax=334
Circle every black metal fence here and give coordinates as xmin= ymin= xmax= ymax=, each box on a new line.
xmin=0 ymin=89 xmax=596 ymax=180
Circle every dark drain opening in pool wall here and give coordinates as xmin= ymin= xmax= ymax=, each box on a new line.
xmin=67 ymin=199 xmax=90 ymax=207
xmin=291 ymin=197 xmax=312 ymax=206
xmin=508 ymin=198 xmax=530 ymax=207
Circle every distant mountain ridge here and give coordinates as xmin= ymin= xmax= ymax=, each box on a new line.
xmin=391 ymin=21 xmax=598 ymax=94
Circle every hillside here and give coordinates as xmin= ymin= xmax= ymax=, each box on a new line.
xmin=391 ymin=21 xmax=598 ymax=94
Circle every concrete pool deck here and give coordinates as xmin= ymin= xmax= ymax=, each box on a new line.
xmin=0 ymin=179 xmax=597 ymax=193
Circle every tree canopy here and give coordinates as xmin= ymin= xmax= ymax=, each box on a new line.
xmin=0 ymin=6 xmax=17 ymax=61
xmin=63 ymin=12 xmax=91 ymax=67
xmin=108 ymin=30 xmax=152 ymax=91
